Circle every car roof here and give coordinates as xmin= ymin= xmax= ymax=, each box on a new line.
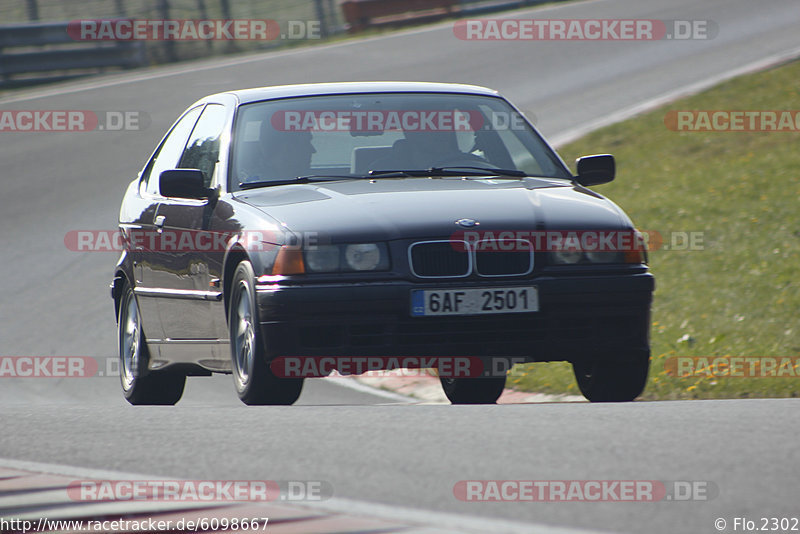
xmin=213 ymin=81 xmax=501 ymax=105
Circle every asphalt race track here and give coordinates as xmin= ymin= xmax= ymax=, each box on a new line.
xmin=1 ymin=0 xmax=799 ymax=532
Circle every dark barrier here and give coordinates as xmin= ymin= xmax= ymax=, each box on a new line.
xmin=0 ymin=21 xmax=146 ymax=88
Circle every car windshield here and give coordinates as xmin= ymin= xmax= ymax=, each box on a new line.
xmin=230 ymin=92 xmax=571 ymax=190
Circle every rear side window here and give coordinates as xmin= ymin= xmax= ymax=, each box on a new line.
xmin=179 ymin=104 xmax=228 ymax=187
xmin=142 ymin=106 xmax=203 ymax=194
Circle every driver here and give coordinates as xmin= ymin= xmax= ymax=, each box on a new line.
xmin=368 ymin=128 xmax=485 ymax=172
xmin=238 ymin=120 xmax=316 ymax=182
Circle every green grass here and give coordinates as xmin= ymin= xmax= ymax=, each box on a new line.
xmin=509 ymin=59 xmax=800 ymax=400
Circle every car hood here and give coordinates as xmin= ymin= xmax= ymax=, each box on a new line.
xmin=235 ymin=177 xmax=630 ymax=242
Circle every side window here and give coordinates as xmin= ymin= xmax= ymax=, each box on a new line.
xmin=142 ymin=106 xmax=203 ymax=194
xmin=179 ymin=104 xmax=227 ymax=187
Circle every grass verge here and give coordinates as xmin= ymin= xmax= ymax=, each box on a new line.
xmin=509 ymin=59 xmax=800 ymax=400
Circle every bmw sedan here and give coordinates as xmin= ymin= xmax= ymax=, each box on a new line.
xmin=111 ymin=81 xmax=654 ymax=406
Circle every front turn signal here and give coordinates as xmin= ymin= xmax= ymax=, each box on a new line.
xmin=272 ymin=246 xmax=305 ymax=275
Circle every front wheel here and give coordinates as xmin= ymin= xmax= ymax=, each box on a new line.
xmin=229 ymin=260 xmax=303 ymax=405
xmin=118 ymin=282 xmax=185 ymax=405
xmin=572 ymin=355 xmax=649 ymax=402
xmin=440 ymin=376 xmax=506 ymax=404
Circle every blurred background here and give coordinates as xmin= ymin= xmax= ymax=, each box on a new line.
xmin=0 ymin=0 xmax=556 ymax=88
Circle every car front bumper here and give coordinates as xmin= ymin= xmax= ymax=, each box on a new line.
xmin=255 ymin=272 xmax=654 ymax=365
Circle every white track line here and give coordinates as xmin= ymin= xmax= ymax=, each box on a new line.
xmin=3 ymin=21 xmax=798 ymax=150
xmin=0 ymin=457 xmax=608 ymax=534
xmin=302 ymin=495 xmax=609 ymax=534
xmin=322 ymin=376 xmax=420 ymax=403
xmin=550 ymin=45 xmax=800 ymax=147
xmin=0 ymin=0 xmax=596 ymax=106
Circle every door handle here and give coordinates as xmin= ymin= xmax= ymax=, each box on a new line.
xmin=154 ymin=215 xmax=166 ymax=233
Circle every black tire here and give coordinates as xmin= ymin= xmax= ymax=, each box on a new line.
xmin=440 ymin=376 xmax=506 ymax=404
xmin=572 ymin=355 xmax=650 ymax=402
xmin=229 ymin=260 xmax=304 ymax=405
xmin=118 ymin=282 xmax=185 ymax=405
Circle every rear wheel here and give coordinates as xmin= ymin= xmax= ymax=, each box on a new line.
xmin=440 ymin=376 xmax=506 ymax=404
xmin=118 ymin=283 xmax=185 ymax=405
xmin=572 ymin=354 xmax=649 ymax=402
xmin=229 ymin=260 xmax=304 ymax=405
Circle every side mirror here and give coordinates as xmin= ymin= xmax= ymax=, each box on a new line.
xmin=575 ymin=154 xmax=615 ymax=186
xmin=159 ymin=169 xmax=210 ymax=199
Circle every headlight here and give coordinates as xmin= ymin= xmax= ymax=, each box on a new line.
xmin=305 ymin=245 xmax=340 ymax=272
xmin=345 ymin=243 xmax=382 ymax=271
xmin=551 ymin=250 xmax=584 ymax=264
xmin=550 ymin=250 xmax=638 ymax=264
xmin=585 ymin=251 xmax=627 ymax=264
xmin=304 ymin=243 xmax=389 ymax=273
xmin=549 ymin=230 xmax=647 ymax=265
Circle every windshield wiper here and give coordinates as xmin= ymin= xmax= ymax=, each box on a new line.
xmin=240 ymin=168 xmax=531 ymax=188
xmin=367 ymin=169 xmax=433 ymax=177
xmin=367 ymin=167 xmax=528 ymax=178
xmin=431 ymin=166 xmax=528 ymax=177
xmin=238 ymin=175 xmax=359 ymax=190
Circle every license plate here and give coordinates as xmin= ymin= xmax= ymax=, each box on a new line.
xmin=411 ymin=287 xmax=538 ymax=316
